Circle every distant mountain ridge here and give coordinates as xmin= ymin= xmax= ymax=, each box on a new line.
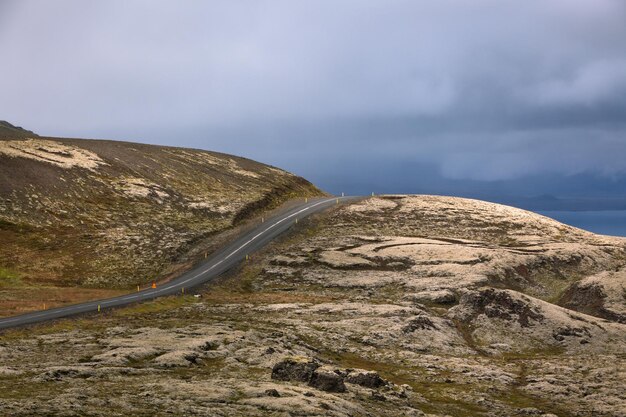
xmin=499 ymin=194 xmax=626 ymax=212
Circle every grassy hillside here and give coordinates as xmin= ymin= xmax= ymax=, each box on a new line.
xmin=0 ymin=127 xmax=323 ymax=315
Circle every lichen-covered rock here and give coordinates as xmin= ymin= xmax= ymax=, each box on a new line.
xmin=91 ymin=346 xmax=164 ymax=366
xmin=271 ymin=357 xmax=320 ymax=382
xmin=264 ymin=388 xmax=280 ymax=397
xmin=404 ymin=289 xmax=457 ymax=305
xmin=454 ymin=288 xmax=545 ymax=328
xmin=318 ymin=250 xmax=375 ymax=268
xmin=36 ymin=366 xmax=96 ymax=381
xmin=448 ymin=287 xmax=626 ymax=353
xmin=152 ymin=350 xmax=199 ymax=367
xmin=559 ymin=267 xmax=626 ymax=323
xmin=345 ymin=369 xmax=388 ymax=388
xmin=309 ymin=366 xmax=346 ymax=393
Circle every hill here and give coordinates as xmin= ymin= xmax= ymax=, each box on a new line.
xmin=1 ymin=195 xmax=624 ymax=416
xmin=0 ymin=120 xmax=38 ymax=139
xmin=0 ymin=125 xmax=322 ymax=315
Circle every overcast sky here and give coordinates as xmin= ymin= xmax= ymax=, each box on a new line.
xmin=1 ymin=0 xmax=625 ymax=200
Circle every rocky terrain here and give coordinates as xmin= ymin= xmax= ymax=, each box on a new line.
xmin=1 ymin=195 xmax=624 ymax=416
xmin=0 ymin=122 xmax=322 ymax=316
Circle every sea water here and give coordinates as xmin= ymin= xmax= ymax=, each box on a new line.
xmin=538 ymin=210 xmax=626 ymax=238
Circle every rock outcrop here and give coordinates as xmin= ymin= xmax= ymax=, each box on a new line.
xmin=271 ymin=357 xmax=320 ymax=383
xmin=272 ymin=358 xmax=391 ymax=394
xmin=559 ymin=267 xmax=626 ymax=323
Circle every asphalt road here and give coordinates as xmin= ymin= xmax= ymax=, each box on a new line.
xmin=0 ymin=196 xmax=356 ymax=331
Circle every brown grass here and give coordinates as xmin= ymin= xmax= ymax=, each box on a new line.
xmin=0 ymin=286 xmax=127 ymax=318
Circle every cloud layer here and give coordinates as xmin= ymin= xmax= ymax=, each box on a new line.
xmin=1 ymin=0 xmax=625 ymax=196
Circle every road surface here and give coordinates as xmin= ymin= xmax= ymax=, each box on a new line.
xmin=0 ymin=196 xmax=356 ymax=331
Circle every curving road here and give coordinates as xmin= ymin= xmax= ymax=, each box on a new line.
xmin=0 ymin=196 xmax=356 ymax=331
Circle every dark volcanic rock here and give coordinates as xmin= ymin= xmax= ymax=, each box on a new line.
xmin=559 ymin=281 xmax=626 ymax=324
xmin=264 ymin=389 xmax=280 ymax=397
xmin=271 ymin=358 xmax=353 ymax=393
xmin=271 ymin=357 xmax=320 ymax=382
xmin=403 ymin=315 xmax=438 ymax=332
xmin=345 ymin=369 xmax=388 ymax=388
xmin=462 ymin=288 xmax=545 ymax=327
xmin=552 ymin=325 xmax=592 ymax=342
xmin=309 ymin=367 xmax=347 ymax=393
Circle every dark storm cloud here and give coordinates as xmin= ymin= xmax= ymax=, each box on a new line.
xmin=1 ymin=0 xmax=625 ymax=198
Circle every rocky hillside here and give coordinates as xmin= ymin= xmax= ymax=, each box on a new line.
xmin=0 ymin=195 xmax=624 ymax=416
xmin=0 ymin=125 xmax=322 ymax=315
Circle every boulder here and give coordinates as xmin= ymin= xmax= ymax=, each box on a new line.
xmin=264 ymin=389 xmax=280 ymax=397
xmin=271 ymin=357 xmax=390 ymax=394
xmin=345 ymin=369 xmax=388 ymax=388
xmin=309 ymin=367 xmax=346 ymax=393
xmin=271 ymin=357 xmax=320 ymax=382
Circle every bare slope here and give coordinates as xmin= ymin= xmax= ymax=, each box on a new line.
xmin=0 ymin=130 xmax=322 ymax=315
xmin=1 ymin=195 xmax=624 ymax=417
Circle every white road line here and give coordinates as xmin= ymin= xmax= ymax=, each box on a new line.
xmin=155 ymin=198 xmax=335 ymax=292
xmin=0 ymin=197 xmax=345 ymax=327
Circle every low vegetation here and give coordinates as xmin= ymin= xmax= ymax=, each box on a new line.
xmin=1 ymin=195 xmax=625 ymax=416
xmin=0 ymin=127 xmax=322 ymax=315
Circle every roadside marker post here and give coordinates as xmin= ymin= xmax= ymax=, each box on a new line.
xmin=182 ymin=287 xmax=185 ymax=295
xmin=137 ymin=285 xmax=140 ymax=292
xmin=98 ymin=305 xmax=101 ymax=312
xmin=246 ymin=254 xmax=249 ymax=261
xmin=295 ymin=218 xmax=298 ymax=224
xmin=336 ymin=198 xmax=339 ymax=204
xmin=261 ymin=216 xmax=264 ymax=223
xmin=305 ymin=197 xmax=308 ymax=203
xmin=204 ymin=252 xmax=207 ymax=259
